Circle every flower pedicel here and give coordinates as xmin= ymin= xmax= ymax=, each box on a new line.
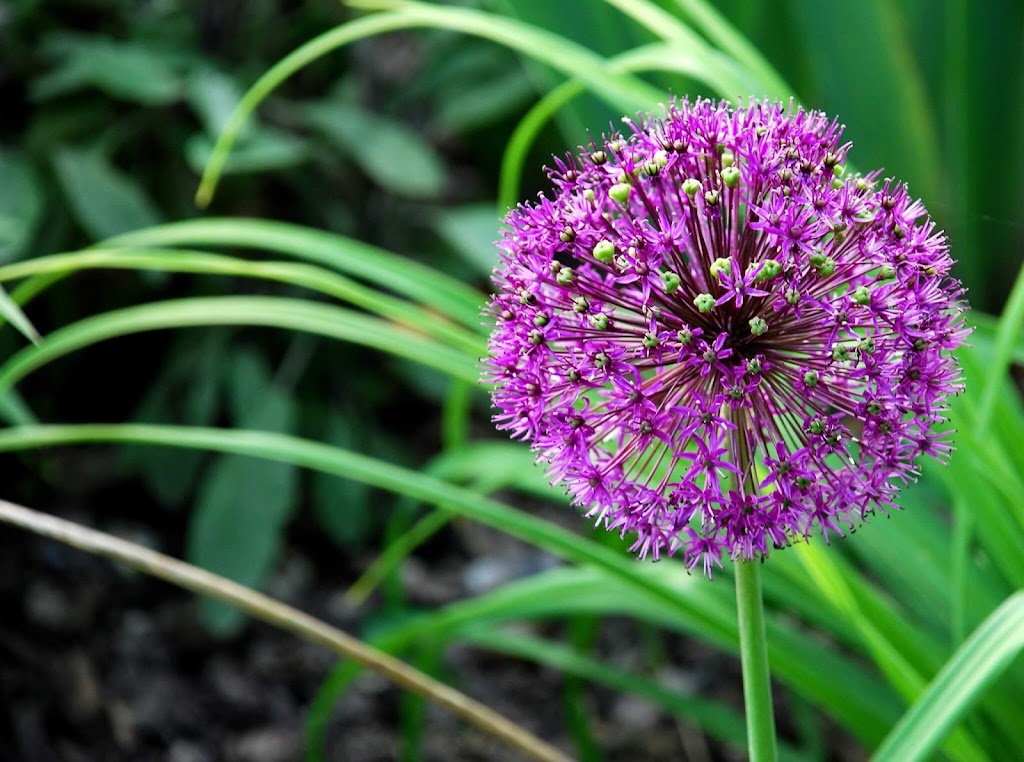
xmin=485 ymin=99 xmax=968 ymax=575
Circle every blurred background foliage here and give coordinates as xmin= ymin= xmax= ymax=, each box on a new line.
xmin=1 ymin=0 xmax=1023 ymax=759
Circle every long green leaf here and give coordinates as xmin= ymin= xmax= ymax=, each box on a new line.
xmin=0 ymin=282 xmax=41 ymax=344
xmin=197 ymin=2 xmax=668 ymax=205
xmin=661 ymin=0 xmax=794 ymax=98
xmin=105 ymin=219 xmax=486 ymax=332
xmin=0 ymin=297 xmax=481 ymax=392
xmin=463 ymin=628 xmax=815 ymax=762
xmin=873 ymin=592 xmax=1024 ymax=762
xmin=0 ymin=248 xmax=485 ymax=356
xmin=498 ymin=42 xmax=746 ymax=211
xmin=0 ymin=423 xmax=902 ymax=745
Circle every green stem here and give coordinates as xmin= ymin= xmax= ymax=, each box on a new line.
xmin=735 ymin=558 xmax=778 ymax=762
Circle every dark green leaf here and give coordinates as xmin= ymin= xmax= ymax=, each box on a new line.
xmin=433 ymin=205 xmax=502 ymax=276
xmin=311 ymin=408 xmax=373 ymax=550
xmin=52 ymin=148 xmax=161 ymax=240
xmin=0 ymin=150 xmax=44 ymax=263
xmin=186 ymin=67 xmax=247 ymax=138
xmin=185 ymin=128 xmax=310 ymax=176
xmin=304 ymin=102 xmax=446 ymax=199
xmin=32 ymin=37 xmax=182 ymax=105
xmin=187 ymin=350 xmax=298 ymax=636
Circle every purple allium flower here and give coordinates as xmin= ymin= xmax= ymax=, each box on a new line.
xmin=485 ymin=99 xmax=968 ymax=575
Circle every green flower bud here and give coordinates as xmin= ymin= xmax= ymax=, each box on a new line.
xmin=661 ymin=270 xmax=681 ymax=294
xmin=594 ymin=352 xmax=610 ymax=368
xmin=677 ymin=327 xmax=693 ymax=344
xmin=528 ymin=329 xmax=544 ymax=346
xmin=749 ymin=316 xmax=768 ymax=336
xmin=590 ymin=150 xmax=607 ymax=165
xmin=556 ymin=267 xmax=574 ymax=285
xmin=877 ymin=264 xmax=896 ymax=281
xmin=584 ymin=189 xmax=595 ymax=202
xmin=642 ymin=332 xmax=660 ymax=348
xmin=593 ymin=239 xmax=615 ymax=263
xmin=559 ymin=226 xmax=576 ymax=243
xmin=721 ymin=166 xmax=741 ymax=188
xmin=590 ymin=313 xmax=609 ymax=330
xmin=704 ymin=189 xmax=720 ymax=206
xmin=682 ymin=178 xmax=701 ymax=197
xmin=694 ymin=293 xmax=715 ymax=313
xmin=533 ymin=313 xmax=549 ymax=327
xmin=808 ymin=418 xmax=826 ymax=436
xmin=572 ymin=296 xmax=589 ymax=313
xmin=803 ymin=370 xmax=820 ymax=387
xmin=710 ymin=257 xmax=731 ymax=278
xmin=785 ymin=288 xmax=800 ymax=305
xmin=747 ymin=358 xmax=762 ymax=374
xmin=852 ymin=285 xmax=871 ymax=305
xmin=815 ymin=256 xmax=836 ymax=276
xmin=721 ymin=150 xmax=735 ymax=168
xmin=609 ymin=183 xmax=632 ymax=205
xmin=755 ymin=259 xmax=782 ymax=282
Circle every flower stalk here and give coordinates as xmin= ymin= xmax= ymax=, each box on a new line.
xmin=735 ymin=559 xmax=778 ymax=762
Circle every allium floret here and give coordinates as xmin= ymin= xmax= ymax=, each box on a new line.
xmin=485 ymin=99 xmax=968 ymax=575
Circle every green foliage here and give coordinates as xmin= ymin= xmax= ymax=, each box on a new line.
xmin=2 ymin=0 xmax=1024 ymax=760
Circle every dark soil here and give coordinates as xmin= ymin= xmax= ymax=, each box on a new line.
xmin=0 ymin=448 xmax=852 ymax=762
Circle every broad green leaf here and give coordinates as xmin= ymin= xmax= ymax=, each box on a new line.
xmin=125 ymin=332 xmax=225 ymax=507
xmin=304 ymin=102 xmax=446 ymax=199
xmin=32 ymin=36 xmax=182 ymax=105
xmin=311 ymin=408 xmax=373 ymax=549
xmin=185 ymin=127 xmax=310 ymax=175
xmin=186 ymin=67 xmax=248 ymax=138
xmin=432 ymin=205 xmax=501 ymax=276
xmin=0 ymin=149 xmax=44 ymax=262
xmin=189 ymin=349 xmax=298 ymax=636
xmin=52 ymin=148 xmax=161 ymax=239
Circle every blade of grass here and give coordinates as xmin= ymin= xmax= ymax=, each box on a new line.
xmin=463 ymin=628 xmax=814 ymax=762
xmin=0 ymin=297 xmax=482 ymax=392
xmin=498 ymin=42 xmax=745 ymax=210
xmin=872 ymin=592 xmax=1024 ymax=762
xmin=792 ymin=542 xmax=987 ymax=762
xmin=197 ymin=2 xmax=668 ymax=206
xmin=661 ymin=0 xmax=793 ymax=98
xmin=105 ymin=219 xmax=486 ymax=332
xmin=0 ymin=422 xmax=902 ymax=745
xmin=0 ymin=282 xmax=41 ymax=344
xmin=0 ymin=248 xmax=485 ymax=356
xmin=974 ymin=261 xmax=1024 ymax=434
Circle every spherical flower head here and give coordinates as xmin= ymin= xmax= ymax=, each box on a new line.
xmin=485 ymin=99 xmax=968 ymax=575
